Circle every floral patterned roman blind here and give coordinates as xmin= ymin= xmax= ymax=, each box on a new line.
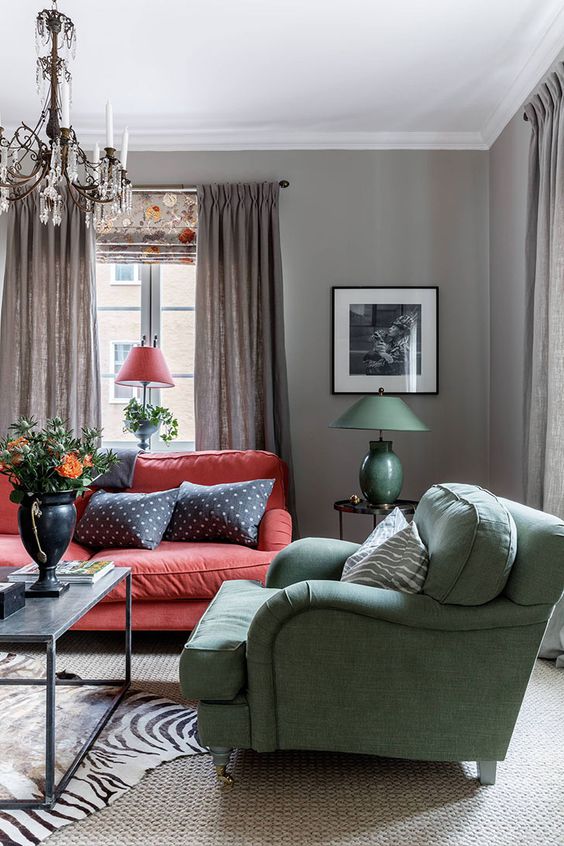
xmin=95 ymin=190 xmax=198 ymax=264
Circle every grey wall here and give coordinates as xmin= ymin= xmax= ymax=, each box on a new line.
xmin=489 ymin=114 xmax=530 ymax=502
xmin=0 ymin=150 xmax=490 ymax=540
xmin=128 ymin=150 xmax=490 ymax=539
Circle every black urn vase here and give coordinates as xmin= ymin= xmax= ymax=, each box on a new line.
xmin=18 ymin=491 xmax=77 ymax=597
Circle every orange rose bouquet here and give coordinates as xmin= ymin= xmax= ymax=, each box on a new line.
xmin=0 ymin=417 xmax=118 ymax=503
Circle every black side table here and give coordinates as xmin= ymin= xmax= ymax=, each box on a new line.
xmin=334 ymin=498 xmax=419 ymax=541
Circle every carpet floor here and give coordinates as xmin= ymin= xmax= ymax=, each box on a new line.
xmin=6 ymin=631 xmax=564 ymax=846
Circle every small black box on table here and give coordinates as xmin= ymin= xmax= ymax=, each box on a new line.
xmin=0 ymin=582 xmax=25 ymax=619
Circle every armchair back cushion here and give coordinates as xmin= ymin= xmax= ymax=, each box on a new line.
xmin=501 ymin=498 xmax=564 ymax=606
xmin=415 ymin=483 xmax=517 ymax=605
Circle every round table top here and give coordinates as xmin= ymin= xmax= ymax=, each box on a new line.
xmin=333 ymin=498 xmax=419 ymax=516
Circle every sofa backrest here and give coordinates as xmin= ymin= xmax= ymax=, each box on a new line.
xmin=501 ymin=498 xmax=564 ymax=606
xmin=0 ymin=450 xmax=289 ymax=535
xmin=0 ymin=474 xmax=19 ymax=534
xmin=128 ymin=450 xmax=288 ymax=508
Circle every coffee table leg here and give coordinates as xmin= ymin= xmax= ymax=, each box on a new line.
xmin=45 ymin=638 xmax=56 ymax=806
xmin=339 ymin=511 xmax=343 ymax=540
xmin=125 ymin=571 xmax=132 ymax=685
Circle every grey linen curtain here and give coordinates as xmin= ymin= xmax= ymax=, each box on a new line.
xmin=524 ymin=65 xmax=564 ymax=665
xmin=194 ymin=182 xmax=296 ymax=520
xmin=0 ymin=188 xmax=100 ymax=435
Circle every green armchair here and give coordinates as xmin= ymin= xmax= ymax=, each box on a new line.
xmin=179 ymin=486 xmax=564 ymax=787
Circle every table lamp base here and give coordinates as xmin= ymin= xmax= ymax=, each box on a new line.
xmin=359 ymin=440 xmax=403 ymax=506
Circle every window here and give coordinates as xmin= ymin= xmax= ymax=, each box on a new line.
xmin=110 ymin=341 xmax=136 ymax=402
xmin=111 ymin=263 xmax=140 ymax=285
xmin=96 ymin=262 xmax=195 ymax=450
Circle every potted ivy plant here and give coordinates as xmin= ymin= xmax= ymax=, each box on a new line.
xmin=123 ymin=398 xmax=179 ymax=450
xmin=0 ymin=417 xmax=118 ymax=597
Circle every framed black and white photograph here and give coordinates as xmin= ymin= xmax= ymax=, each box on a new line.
xmin=332 ymin=286 xmax=438 ymax=394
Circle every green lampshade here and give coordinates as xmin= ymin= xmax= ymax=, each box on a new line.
xmin=329 ymin=392 xmax=429 ymax=433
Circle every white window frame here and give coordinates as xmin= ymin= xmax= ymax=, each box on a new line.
xmin=110 ymin=263 xmax=141 ymax=285
xmin=99 ymin=264 xmax=195 ymax=451
xmin=109 ymin=340 xmax=137 ymax=404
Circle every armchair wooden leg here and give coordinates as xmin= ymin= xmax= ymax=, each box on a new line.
xmin=210 ymin=746 xmax=234 ymax=787
xmin=477 ymin=760 xmax=497 ymax=785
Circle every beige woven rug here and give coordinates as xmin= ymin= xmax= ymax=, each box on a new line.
xmin=3 ymin=632 xmax=563 ymax=846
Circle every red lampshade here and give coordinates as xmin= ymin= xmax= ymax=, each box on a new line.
xmin=115 ymin=345 xmax=175 ymax=388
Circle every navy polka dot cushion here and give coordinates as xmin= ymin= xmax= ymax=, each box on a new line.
xmin=164 ymin=479 xmax=275 ymax=547
xmin=75 ymin=489 xmax=178 ymax=550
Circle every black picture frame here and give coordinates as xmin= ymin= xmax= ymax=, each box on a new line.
xmin=332 ymin=286 xmax=439 ymax=395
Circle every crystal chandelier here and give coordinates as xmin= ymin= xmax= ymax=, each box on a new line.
xmin=0 ymin=0 xmax=132 ymax=228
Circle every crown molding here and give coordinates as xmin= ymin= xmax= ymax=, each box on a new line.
xmin=74 ymin=128 xmax=487 ymax=151
xmin=481 ymin=6 xmax=564 ymax=147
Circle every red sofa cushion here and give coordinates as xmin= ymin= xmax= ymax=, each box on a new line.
xmin=0 ymin=534 xmax=94 ymax=568
xmin=93 ymin=541 xmax=274 ymax=602
xmin=0 ymin=475 xmax=19 ymax=534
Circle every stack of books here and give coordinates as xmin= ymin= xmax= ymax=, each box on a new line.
xmin=8 ymin=559 xmax=115 ymax=585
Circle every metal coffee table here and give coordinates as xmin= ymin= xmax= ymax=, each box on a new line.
xmin=0 ymin=566 xmax=131 ymax=810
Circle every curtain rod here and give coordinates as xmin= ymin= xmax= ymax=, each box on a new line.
xmin=133 ymin=180 xmax=289 ymax=192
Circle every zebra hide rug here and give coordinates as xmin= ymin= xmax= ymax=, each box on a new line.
xmin=0 ymin=652 xmax=206 ymax=846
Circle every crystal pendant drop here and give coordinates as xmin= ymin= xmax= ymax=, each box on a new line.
xmin=0 ymin=188 xmax=9 ymax=215
xmin=67 ymin=143 xmax=79 ymax=183
xmin=39 ymin=191 xmax=49 ymax=225
xmin=0 ymin=144 xmax=7 ymax=183
xmin=52 ymin=194 xmax=62 ymax=226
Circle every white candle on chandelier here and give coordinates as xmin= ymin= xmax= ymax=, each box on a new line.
xmin=121 ymin=127 xmax=129 ymax=170
xmin=105 ymin=101 xmax=114 ymax=148
xmin=92 ymin=142 xmax=100 ymax=164
xmin=61 ymin=81 xmax=70 ymax=127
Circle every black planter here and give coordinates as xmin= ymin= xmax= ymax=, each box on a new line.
xmin=18 ymin=491 xmax=77 ymax=597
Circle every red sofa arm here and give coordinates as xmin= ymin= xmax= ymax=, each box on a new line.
xmin=258 ymin=508 xmax=292 ymax=552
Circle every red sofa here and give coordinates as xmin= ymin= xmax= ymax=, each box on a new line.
xmin=0 ymin=450 xmax=292 ymax=630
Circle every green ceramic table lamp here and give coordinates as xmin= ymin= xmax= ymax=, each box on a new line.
xmin=330 ymin=388 xmax=429 ymax=506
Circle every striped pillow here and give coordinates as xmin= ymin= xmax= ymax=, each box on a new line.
xmin=341 ymin=521 xmax=429 ymax=594
xmin=341 ymin=507 xmax=408 ymax=579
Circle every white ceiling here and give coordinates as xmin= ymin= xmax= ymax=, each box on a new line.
xmin=2 ymin=0 xmax=564 ymax=150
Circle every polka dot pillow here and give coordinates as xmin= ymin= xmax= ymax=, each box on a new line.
xmin=75 ymin=489 xmax=178 ymax=550
xmin=164 ymin=479 xmax=275 ymax=547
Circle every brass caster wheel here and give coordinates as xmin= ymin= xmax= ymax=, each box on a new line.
xmin=215 ymin=765 xmax=235 ymax=788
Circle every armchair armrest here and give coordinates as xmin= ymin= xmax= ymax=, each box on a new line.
xmin=265 ymin=537 xmax=359 ymax=588
xmin=250 ymin=579 xmax=553 ymax=652
xmin=257 ymin=508 xmax=292 ymax=552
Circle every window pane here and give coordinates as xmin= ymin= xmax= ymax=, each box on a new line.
xmin=113 ymin=342 xmax=135 ymax=401
xmin=114 ymin=264 xmax=139 ymax=283
xmin=158 ymin=263 xmax=196 ymax=444
xmin=96 ymin=264 xmax=141 ymax=444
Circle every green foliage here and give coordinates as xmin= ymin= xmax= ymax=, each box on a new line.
xmin=0 ymin=417 xmax=119 ymax=496
xmin=123 ymin=399 xmax=179 ymax=445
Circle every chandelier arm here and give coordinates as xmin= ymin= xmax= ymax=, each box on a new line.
xmin=2 ymin=161 xmax=50 ymax=201
xmin=65 ymin=172 xmax=126 ymax=206
xmin=65 ymin=178 xmax=88 ymax=212
xmin=4 ymin=163 xmax=46 ymax=187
